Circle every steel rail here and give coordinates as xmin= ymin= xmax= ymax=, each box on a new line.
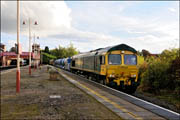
xmin=0 ymin=65 xmax=28 ymax=72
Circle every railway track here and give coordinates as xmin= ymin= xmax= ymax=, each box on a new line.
xmin=56 ymin=67 xmax=180 ymax=120
xmin=0 ymin=65 xmax=17 ymax=72
xmin=0 ymin=65 xmax=28 ymax=74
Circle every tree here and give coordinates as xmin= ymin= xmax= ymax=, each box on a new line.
xmin=66 ymin=43 xmax=78 ymax=57
xmin=42 ymin=52 xmax=56 ymax=64
xmin=9 ymin=47 xmax=16 ymax=52
xmin=44 ymin=46 xmax=49 ymax=53
xmin=142 ymin=49 xmax=151 ymax=58
xmin=50 ymin=43 xmax=78 ymax=59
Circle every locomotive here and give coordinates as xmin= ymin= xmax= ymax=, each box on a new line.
xmin=54 ymin=44 xmax=139 ymax=93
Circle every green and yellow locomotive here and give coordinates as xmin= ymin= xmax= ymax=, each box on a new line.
xmin=71 ymin=44 xmax=139 ymax=93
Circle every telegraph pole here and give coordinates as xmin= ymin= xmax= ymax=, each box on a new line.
xmin=16 ymin=0 xmax=20 ymax=93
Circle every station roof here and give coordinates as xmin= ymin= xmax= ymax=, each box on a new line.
xmin=0 ymin=52 xmax=34 ymax=59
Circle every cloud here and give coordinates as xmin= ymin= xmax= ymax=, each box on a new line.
xmin=1 ymin=1 xmax=72 ymax=37
xmin=48 ymin=28 xmax=125 ymax=52
xmin=68 ymin=2 xmax=179 ymax=53
xmin=127 ymin=30 xmax=146 ymax=34
xmin=7 ymin=40 xmax=16 ymax=50
xmin=1 ymin=1 xmax=179 ymax=53
xmin=168 ymin=8 xmax=176 ymax=12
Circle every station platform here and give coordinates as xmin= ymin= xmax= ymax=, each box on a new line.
xmin=1 ymin=65 xmax=120 ymax=119
xmin=57 ymin=68 xmax=166 ymax=120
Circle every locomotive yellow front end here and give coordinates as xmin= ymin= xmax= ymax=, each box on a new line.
xmin=105 ymin=50 xmax=139 ymax=92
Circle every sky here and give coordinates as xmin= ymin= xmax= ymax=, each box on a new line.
xmin=1 ymin=1 xmax=179 ymax=53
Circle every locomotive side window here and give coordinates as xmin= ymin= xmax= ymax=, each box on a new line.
xmin=124 ymin=55 xmax=137 ymax=65
xmin=108 ymin=54 xmax=121 ymax=65
xmin=100 ymin=56 xmax=105 ymax=65
xmin=72 ymin=60 xmax=75 ymax=67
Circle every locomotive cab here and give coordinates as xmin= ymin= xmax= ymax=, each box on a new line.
xmin=105 ymin=50 xmax=138 ymax=90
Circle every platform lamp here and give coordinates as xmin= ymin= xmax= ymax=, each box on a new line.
xmin=33 ymin=33 xmax=40 ymax=70
xmin=23 ymin=19 xmax=38 ymax=75
xmin=16 ymin=0 xmax=20 ymax=93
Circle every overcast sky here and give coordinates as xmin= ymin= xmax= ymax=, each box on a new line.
xmin=1 ymin=1 xmax=179 ymax=53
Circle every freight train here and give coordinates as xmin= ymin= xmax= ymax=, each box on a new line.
xmin=54 ymin=44 xmax=139 ymax=93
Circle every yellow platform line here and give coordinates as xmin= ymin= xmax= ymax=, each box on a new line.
xmin=76 ymin=81 xmax=143 ymax=120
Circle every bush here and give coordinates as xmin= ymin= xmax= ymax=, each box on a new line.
xmin=168 ymin=57 xmax=180 ymax=95
xmin=139 ymin=58 xmax=169 ymax=94
xmin=138 ymin=48 xmax=179 ymax=94
xmin=42 ymin=52 xmax=56 ymax=64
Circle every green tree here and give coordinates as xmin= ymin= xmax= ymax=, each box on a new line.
xmin=42 ymin=52 xmax=56 ymax=64
xmin=142 ymin=49 xmax=151 ymax=58
xmin=138 ymin=48 xmax=179 ymax=94
xmin=9 ymin=47 xmax=16 ymax=52
xmin=44 ymin=46 xmax=50 ymax=53
xmin=160 ymin=48 xmax=179 ymax=63
xmin=66 ymin=43 xmax=78 ymax=57
xmin=50 ymin=43 xmax=78 ymax=59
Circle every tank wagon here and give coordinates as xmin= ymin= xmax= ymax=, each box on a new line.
xmin=64 ymin=57 xmax=72 ymax=71
xmin=54 ymin=57 xmax=71 ymax=70
xmin=55 ymin=44 xmax=139 ymax=93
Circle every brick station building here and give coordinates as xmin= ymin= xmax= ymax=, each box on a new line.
xmin=0 ymin=43 xmax=41 ymax=67
xmin=32 ymin=43 xmax=41 ymax=67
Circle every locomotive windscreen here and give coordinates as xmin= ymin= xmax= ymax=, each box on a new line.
xmin=124 ymin=55 xmax=137 ymax=65
xmin=108 ymin=54 xmax=121 ymax=65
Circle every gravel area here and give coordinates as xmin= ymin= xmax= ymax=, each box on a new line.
xmin=1 ymin=65 xmax=120 ymax=119
xmin=134 ymin=91 xmax=180 ymax=114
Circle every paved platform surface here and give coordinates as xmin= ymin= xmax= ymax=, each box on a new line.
xmin=1 ymin=65 xmax=120 ymax=119
xmin=58 ymin=68 xmax=167 ymax=120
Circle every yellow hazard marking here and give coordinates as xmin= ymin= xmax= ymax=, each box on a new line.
xmin=76 ymin=81 xmax=143 ymax=120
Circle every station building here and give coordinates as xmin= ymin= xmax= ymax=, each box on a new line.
xmin=0 ymin=43 xmax=41 ymax=67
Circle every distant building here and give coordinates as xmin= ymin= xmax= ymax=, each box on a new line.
xmin=0 ymin=43 xmax=6 ymax=52
xmin=32 ymin=43 xmax=40 ymax=53
xmin=0 ymin=43 xmax=41 ymax=67
xmin=32 ymin=43 xmax=40 ymax=67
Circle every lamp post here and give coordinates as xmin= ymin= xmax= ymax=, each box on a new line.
xmin=33 ymin=33 xmax=39 ymax=70
xmin=16 ymin=0 xmax=20 ymax=93
xmin=23 ymin=19 xmax=38 ymax=75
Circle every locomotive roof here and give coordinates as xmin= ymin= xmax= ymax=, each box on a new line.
xmin=72 ymin=44 xmax=137 ymax=58
xmin=99 ymin=44 xmax=137 ymax=54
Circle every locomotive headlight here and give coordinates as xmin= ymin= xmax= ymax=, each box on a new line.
xmin=109 ymin=74 xmax=115 ymax=78
xmin=131 ymin=74 xmax=136 ymax=77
